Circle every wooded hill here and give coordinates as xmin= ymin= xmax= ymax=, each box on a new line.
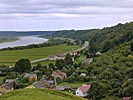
xmin=50 ymin=22 xmax=133 ymax=52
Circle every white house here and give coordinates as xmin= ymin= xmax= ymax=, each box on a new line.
xmin=96 ymin=51 xmax=102 ymax=55
xmin=76 ymin=84 xmax=91 ymax=97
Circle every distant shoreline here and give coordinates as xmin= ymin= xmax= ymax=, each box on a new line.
xmin=0 ymin=36 xmax=48 ymax=49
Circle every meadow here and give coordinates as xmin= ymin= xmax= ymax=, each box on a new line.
xmin=0 ymin=89 xmax=85 ymax=100
xmin=0 ymin=44 xmax=80 ymax=66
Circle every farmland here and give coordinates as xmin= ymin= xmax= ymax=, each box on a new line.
xmin=0 ymin=44 xmax=80 ymax=66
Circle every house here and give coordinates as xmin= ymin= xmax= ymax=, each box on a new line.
xmin=82 ymin=58 xmax=93 ymax=65
xmin=56 ymin=86 xmax=72 ymax=91
xmin=76 ymin=84 xmax=91 ymax=97
xmin=70 ymin=51 xmax=77 ymax=56
xmin=40 ymin=79 xmax=54 ymax=87
xmin=123 ymin=97 xmax=131 ymax=100
xmin=33 ymin=81 xmax=46 ymax=89
xmin=24 ymin=73 xmax=37 ymax=81
xmin=0 ymin=82 xmax=14 ymax=94
xmin=48 ymin=55 xmax=58 ymax=60
xmin=33 ymin=78 xmax=54 ymax=89
xmin=96 ymin=51 xmax=102 ymax=56
xmin=5 ymin=79 xmax=16 ymax=83
xmin=52 ymin=70 xmax=67 ymax=79
xmin=56 ymin=54 xmax=66 ymax=60
xmin=80 ymin=73 xmax=86 ymax=77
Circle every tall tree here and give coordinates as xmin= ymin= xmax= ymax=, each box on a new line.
xmin=64 ymin=53 xmax=73 ymax=65
xmin=15 ymin=59 xmax=31 ymax=73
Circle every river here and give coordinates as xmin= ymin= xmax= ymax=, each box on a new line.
xmin=0 ymin=36 xmax=48 ymax=49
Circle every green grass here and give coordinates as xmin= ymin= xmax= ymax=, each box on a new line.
xmin=0 ymin=44 xmax=79 ymax=66
xmin=0 ymin=76 xmax=4 ymax=84
xmin=75 ymin=55 xmax=86 ymax=63
xmin=59 ymin=82 xmax=89 ymax=89
xmin=0 ymin=89 xmax=85 ymax=100
xmin=32 ymin=60 xmax=56 ymax=66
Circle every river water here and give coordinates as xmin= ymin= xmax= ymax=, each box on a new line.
xmin=0 ymin=36 xmax=48 ymax=49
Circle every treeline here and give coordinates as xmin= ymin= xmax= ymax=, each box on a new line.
xmin=0 ymin=31 xmax=54 ymax=37
xmin=50 ymin=22 xmax=133 ymax=53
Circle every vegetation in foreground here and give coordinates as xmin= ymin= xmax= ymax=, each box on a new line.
xmin=0 ymin=89 xmax=85 ymax=100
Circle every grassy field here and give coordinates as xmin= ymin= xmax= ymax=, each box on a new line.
xmin=0 ymin=89 xmax=85 ymax=100
xmin=32 ymin=60 xmax=56 ymax=66
xmin=0 ymin=44 xmax=80 ymax=66
xmin=0 ymin=76 xmax=4 ymax=84
xmin=59 ymin=82 xmax=89 ymax=89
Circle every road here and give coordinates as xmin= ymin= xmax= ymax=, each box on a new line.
xmin=31 ymin=41 xmax=89 ymax=64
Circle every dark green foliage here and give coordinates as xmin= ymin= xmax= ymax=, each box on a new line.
xmin=15 ymin=59 xmax=31 ymax=73
xmin=64 ymin=53 xmax=73 ymax=65
xmin=87 ymin=82 xmax=106 ymax=100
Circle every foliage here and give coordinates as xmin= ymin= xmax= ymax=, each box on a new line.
xmin=15 ymin=59 xmax=31 ymax=73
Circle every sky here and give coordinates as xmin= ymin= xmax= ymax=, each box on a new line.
xmin=0 ymin=0 xmax=133 ymax=31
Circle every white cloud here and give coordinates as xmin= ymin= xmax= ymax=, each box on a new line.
xmin=0 ymin=0 xmax=132 ymax=30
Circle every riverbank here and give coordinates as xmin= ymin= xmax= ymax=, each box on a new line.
xmin=0 ymin=36 xmax=48 ymax=49
xmin=0 ymin=37 xmax=19 ymax=43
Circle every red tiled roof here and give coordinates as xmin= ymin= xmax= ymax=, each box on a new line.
xmin=80 ymin=85 xmax=91 ymax=93
xmin=123 ymin=97 xmax=131 ymax=100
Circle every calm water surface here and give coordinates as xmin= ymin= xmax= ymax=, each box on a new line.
xmin=0 ymin=36 xmax=48 ymax=49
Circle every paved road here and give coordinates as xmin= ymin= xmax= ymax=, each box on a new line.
xmin=31 ymin=41 xmax=89 ymax=64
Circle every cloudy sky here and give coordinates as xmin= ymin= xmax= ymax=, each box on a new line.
xmin=0 ymin=0 xmax=133 ymax=31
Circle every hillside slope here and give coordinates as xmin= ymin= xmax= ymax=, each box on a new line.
xmin=50 ymin=22 xmax=133 ymax=52
xmin=0 ymin=89 xmax=85 ymax=100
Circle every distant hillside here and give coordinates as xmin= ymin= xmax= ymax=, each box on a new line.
xmin=0 ymin=89 xmax=85 ymax=100
xmin=50 ymin=22 xmax=133 ymax=52
xmin=0 ymin=31 xmax=54 ymax=37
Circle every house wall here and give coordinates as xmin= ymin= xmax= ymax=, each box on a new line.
xmin=76 ymin=88 xmax=88 ymax=97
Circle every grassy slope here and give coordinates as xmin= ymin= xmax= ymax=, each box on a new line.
xmin=0 ymin=89 xmax=85 ymax=100
xmin=0 ymin=44 xmax=79 ymax=66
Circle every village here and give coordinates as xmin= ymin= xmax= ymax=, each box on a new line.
xmin=0 ymin=41 xmax=103 ymax=98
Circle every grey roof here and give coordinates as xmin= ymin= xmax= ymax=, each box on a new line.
xmin=2 ymin=82 xmax=13 ymax=90
xmin=33 ymin=81 xmax=45 ymax=89
xmin=24 ymin=73 xmax=37 ymax=78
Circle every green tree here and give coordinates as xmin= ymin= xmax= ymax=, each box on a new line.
xmin=131 ymin=41 xmax=133 ymax=51
xmin=15 ymin=59 xmax=31 ymax=73
xmin=87 ymin=82 xmax=105 ymax=100
xmin=55 ymin=59 xmax=65 ymax=70
xmin=64 ymin=53 xmax=73 ymax=65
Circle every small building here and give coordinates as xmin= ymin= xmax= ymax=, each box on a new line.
xmin=82 ymin=58 xmax=93 ymax=65
xmin=76 ymin=84 xmax=91 ymax=97
xmin=5 ymin=79 xmax=16 ymax=83
xmin=52 ymin=70 xmax=67 ymax=79
xmin=96 ymin=51 xmax=102 ymax=56
xmin=56 ymin=86 xmax=72 ymax=91
xmin=70 ymin=51 xmax=77 ymax=56
xmin=48 ymin=55 xmax=58 ymax=60
xmin=80 ymin=73 xmax=86 ymax=77
xmin=24 ymin=73 xmax=37 ymax=81
xmin=33 ymin=78 xmax=54 ymax=89
xmin=123 ymin=97 xmax=131 ymax=100
xmin=56 ymin=54 xmax=66 ymax=60
xmin=0 ymin=82 xmax=14 ymax=94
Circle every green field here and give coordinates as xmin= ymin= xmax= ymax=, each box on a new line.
xmin=0 ymin=44 xmax=80 ymax=66
xmin=59 ymin=82 xmax=89 ymax=89
xmin=0 ymin=89 xmax=85 ymax=100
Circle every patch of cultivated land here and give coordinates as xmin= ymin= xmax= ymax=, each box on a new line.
xmin=0 ymin=44 xmax=80 ymax=65
xmin=0 ymin=89 xmax=85 ymax=100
